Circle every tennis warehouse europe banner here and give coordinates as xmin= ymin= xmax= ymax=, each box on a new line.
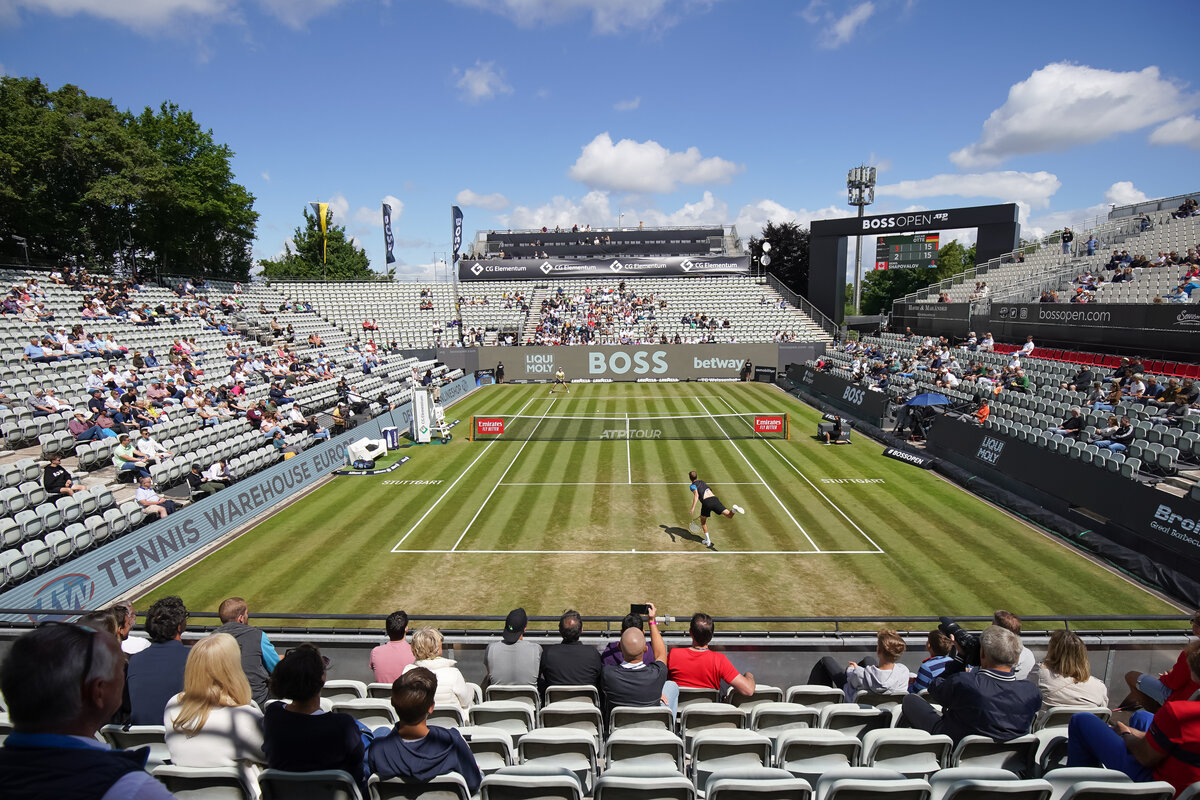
xmin=459 ymin=255 xmax=751 ymax=281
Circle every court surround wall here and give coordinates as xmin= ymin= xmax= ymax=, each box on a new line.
xmin=0 ymin=374 xmax=479 ymax=622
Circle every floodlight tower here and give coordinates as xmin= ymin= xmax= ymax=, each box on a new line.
xmin=847 ymin=165 xmax=876 ymax=314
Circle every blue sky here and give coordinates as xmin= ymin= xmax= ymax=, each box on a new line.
xmin=2 ymin=0 xmax=1199 ymax=280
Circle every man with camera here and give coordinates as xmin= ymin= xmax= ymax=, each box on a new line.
xmin=900 ymin=624 xmax=1041 ymax=743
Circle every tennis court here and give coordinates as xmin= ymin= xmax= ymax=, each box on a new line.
xmin=142 ymin=382 xmax=1179 ymax=620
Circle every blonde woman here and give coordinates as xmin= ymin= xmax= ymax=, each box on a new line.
xmin=402 ymin=627 xmax=473 ymax=709
xmin=164 ymin=633 xmax=266 ymax=789
xmin=1030 ymin=629 xmax=1108 ymax=710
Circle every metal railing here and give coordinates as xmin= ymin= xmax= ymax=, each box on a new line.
xmin=1110 ymin=190 xmax=1199 ymax=219
xmin=761 ymin=272 xmax=839 ymax=340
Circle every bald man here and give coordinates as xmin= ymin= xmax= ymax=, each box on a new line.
xmin=599 ymin=601 xmax=679 ymax=716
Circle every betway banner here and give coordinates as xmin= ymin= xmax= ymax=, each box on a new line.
xmin=0 ymin=375 xmax=479 ymax=622
xmin=988 ymin=303 xmax=1199 ymax=359
xmin=477 ymin=344 xmax=777 ymax=381
xmin=458 ymin=255 xmax=751 ymax=282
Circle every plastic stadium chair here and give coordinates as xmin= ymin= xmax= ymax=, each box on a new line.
xmin=775 ymin=729 xmax=862 ymax=785
xmin=938 ymin=778 xmax=1051 ymax=799
xmin=609 ymin=705 xmax=674 ymax=733
xmin=861 ymin=729 xmax=953 ymax=778
xmin=367 ymin=682 xmax=393 ymax=700
xmin=545 ymin=684 xmax=600 ymax=706
xmin=1033 ymin=706 xmax=1111 ymax=732
xmin=0 ymin=549 xmax=31 ymax=583
xmin=786 ymin=685 xmax=846 ymax=710
xmin=593 ymin=772 xmax=696 ymax=800
xmin=151 ymin=765 xmax=255 ymax=799
xmin=538 ymin=701 xmax=602 ymax=744
xmin=928 ymin=768 xmax=1019 ymax=800
xmin=729 ymin=684 xmax=786 ymax=711
xmin=486 ymin=684 xmax=540 ymax=710
xmin=467 ymin=702 xmax=536 ymax=744
xmin=1175 ymin=783 xmax=1200 ymax=800
xmin=679 ymin=703 xmax=746 ymax=751
xmin=705 ymin=766 xmax=812 ymax=800
xmin=818 ymin=703 xmax=892 ymax=740
xmin=43 ymin=530 xmax=74 ymax=561
xmin=321 ymin=679 xmax=369 ymax=703
xmin=690 ymin=729 xmax=774 ymax=793
xmin=331 ymin=699 xmax=397 ymax=730
xmin=427 ymin=704 xmax=467 ymax=729
xmin=949 ymin=734 xmax=1039 ymax=778
xmin=455 ymin=726 xmax=514 ymax=776
xmin=604 ymin=728 xmax=685 ymax=774
xmin=259 ymin=768 xmax=363 ymax=800
xmin=20 ymin=539 xmax=52 ymax=571
xmin=101 ymin=724 xmax=171 ymax=769
xmin=813 ymin=766 xmax=930 ymax=800
xmin=1041 ymin=768 xmax=1132 ymax=800
xmin=480 ymin=764 xmax=584 ymax=800
xmin=367 ymin=771 xmax=472 ymax=800
xmin=852 ymin=690 xmax=907 ymax=711
xmin=750 ymin=702 xmax=820 ymax=744
xmin=1059 ymin=783 xmax=1175 ymax=800
xmin=517 ymin=728 xmax=597 ymax=792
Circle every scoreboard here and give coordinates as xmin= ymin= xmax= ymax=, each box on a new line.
xmin=874 ymin=233 xmax=939 ymax=270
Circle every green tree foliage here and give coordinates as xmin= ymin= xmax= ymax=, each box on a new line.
xmin=259 ymin=206 xmax=373 ymax=280
xmin=749 ymin=221 xmax=810 ymax=295
xmin=859 ymin=239 xmax=977 ymax=315
xmin=0 ymin=76 xmax=257 ymax=279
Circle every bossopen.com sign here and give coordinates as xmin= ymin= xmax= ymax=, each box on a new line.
xmin=754 ymin=416 xmax=784 ymax=434
xmin=475 ymin=417 xmax=504 ymax=436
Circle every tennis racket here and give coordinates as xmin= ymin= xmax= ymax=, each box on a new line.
xmin=688 ymin=517 xmax=702 ymax=535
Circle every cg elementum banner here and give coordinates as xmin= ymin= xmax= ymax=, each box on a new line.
xmin=458 ymin=255 xmax=751 ymax=282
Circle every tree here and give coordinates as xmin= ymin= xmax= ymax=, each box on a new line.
xmin=859 ymin=238 xmax=975 ymax=315
xmin=0 ymin=76 xmax=257 ymax=279
xmin=749 ymin=221 xmax=810 ymax=296
xmin=260 ymin=206 xmax=373 ymax=280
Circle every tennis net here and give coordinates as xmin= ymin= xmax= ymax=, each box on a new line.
xmin=470 ymin=412 xmax=789 ymax=441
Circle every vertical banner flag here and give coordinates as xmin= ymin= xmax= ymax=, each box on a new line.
xmin=451 ymin=205 xmax=464 ymax=264
xmin=382 ymin=203 xmax=396 ymax=264
xmin=310 ymin=202 xmax=330 ymax=264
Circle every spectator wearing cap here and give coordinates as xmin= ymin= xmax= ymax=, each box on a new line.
xmin=370 ymin=610 xmax=415 ymax=685
xmin=69 ymin=410 xmax=106 ymax=441
xmin=1050 ymin=407 xmax=1085 ymax=440
xmin=485 ymin=608 xmax=541 ymax=687
xmin=0 ymin=623 xmax=177 ymax=800
xmin=538 ymin=609 xmax=602 ymax=698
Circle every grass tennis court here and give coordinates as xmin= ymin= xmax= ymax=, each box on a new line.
xmin=141 ymin=382 xmax=1179 ymax=621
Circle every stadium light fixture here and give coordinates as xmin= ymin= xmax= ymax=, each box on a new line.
xmin=846 ymin=166 xmax=876 ymax=314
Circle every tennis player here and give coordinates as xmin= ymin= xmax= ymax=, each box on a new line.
xmin=550 ymin=367 xmax=570 ymax=394
xmin=688 ymin=470 xmax=744 ymax=548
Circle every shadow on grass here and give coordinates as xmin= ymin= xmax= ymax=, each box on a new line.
xmin=660 ymin=523 xmax=715 ymax=550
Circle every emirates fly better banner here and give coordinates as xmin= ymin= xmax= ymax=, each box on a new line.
xmin=459 ymin=255 xmax=751 ymax=282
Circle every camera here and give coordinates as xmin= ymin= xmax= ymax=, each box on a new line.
xmin=938 ymin=616 xmax=981 ymax=667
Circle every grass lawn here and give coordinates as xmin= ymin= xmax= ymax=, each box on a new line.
xmin=142 ymin=382 xmax=1179 ymax=625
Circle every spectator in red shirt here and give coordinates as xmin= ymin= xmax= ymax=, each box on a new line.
xmin=1122 ymin=611 xmax=1200 ymax=712
xmin=666 ymin=613 xmax=756 ymax=699
xmin=1068 ymin=640 xmax=1200 ymax=795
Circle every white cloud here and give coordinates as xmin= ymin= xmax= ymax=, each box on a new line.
xmin=1149 ymin=115 xmax=1200 ymax=150
xmin=256 ymin=0 xmax=346 ymax=29
xmin=614 ymin=96 xmax=641 ymax=112
xmin=732 ymin=199 xmax=851 ymax=239
xmin=1105 ymin=181 xmax=1147 ymax=206
xmin=801 ymin=0 xmax=874 ymax=48
xmin=951 ymin=63 xmax=1200 ymax=168
xmin=501 ymin=191 xmax=615 ymax=230
xmin=877 ymin=170 xmax=1062 ymax=209
xmin=261 ymin=171 xmax=270 ymax=182
xmin=454 ymin=60 xmax=513 ymax=103
xmin=568 ymin=132 xmax=743 ymax=194
xmin=1 ymin=0 xmax=234 ymax=32
xmin=0 ymin=63 xmax=7 ymax=76
xmin=351 ymin=195 xmax=403 ymax=228
xmin=450 ymin=0 xmax=681 ymax=35
xmin=456 ymin=189 xmax=511 ymax=211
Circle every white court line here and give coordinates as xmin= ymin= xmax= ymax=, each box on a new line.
xmin=392 ymin=549 xmax=885 ymax=555
xmin=449 ymin=399 xmax=557 ymax=552
xmin=390 ymin=395 xmax=539 ymax=552
xmin=499 ymin=481 xmax=767 ymax=486
xmin=626 ymin=413 xmax=631 ymax=484
xmin=716 ymin=395 xmax=885 ymax=554
xmin=695 ymin=398 xmax=820 ymax=552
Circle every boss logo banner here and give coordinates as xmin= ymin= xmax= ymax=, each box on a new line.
xmin=882 ymin=447 xmax=934 ymax=469
xmin=458 ymin=255 xmax=750 ymax=281
xmin=797 ymin=368 xmax=889 ymax=423
xmin=842 ymin=386 xmax=866 ymax=406
xmin=480 ymin=344 xmax=778 ymax=381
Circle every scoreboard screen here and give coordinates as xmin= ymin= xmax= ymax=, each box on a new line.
xmin=874 ymin=233 xmax=939 ymax=270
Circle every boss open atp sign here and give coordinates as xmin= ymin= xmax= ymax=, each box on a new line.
xmin=754 ymin=416 xmax=784 ymax=434
xmin=475 ymin=417 xmax=504 ymax=436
